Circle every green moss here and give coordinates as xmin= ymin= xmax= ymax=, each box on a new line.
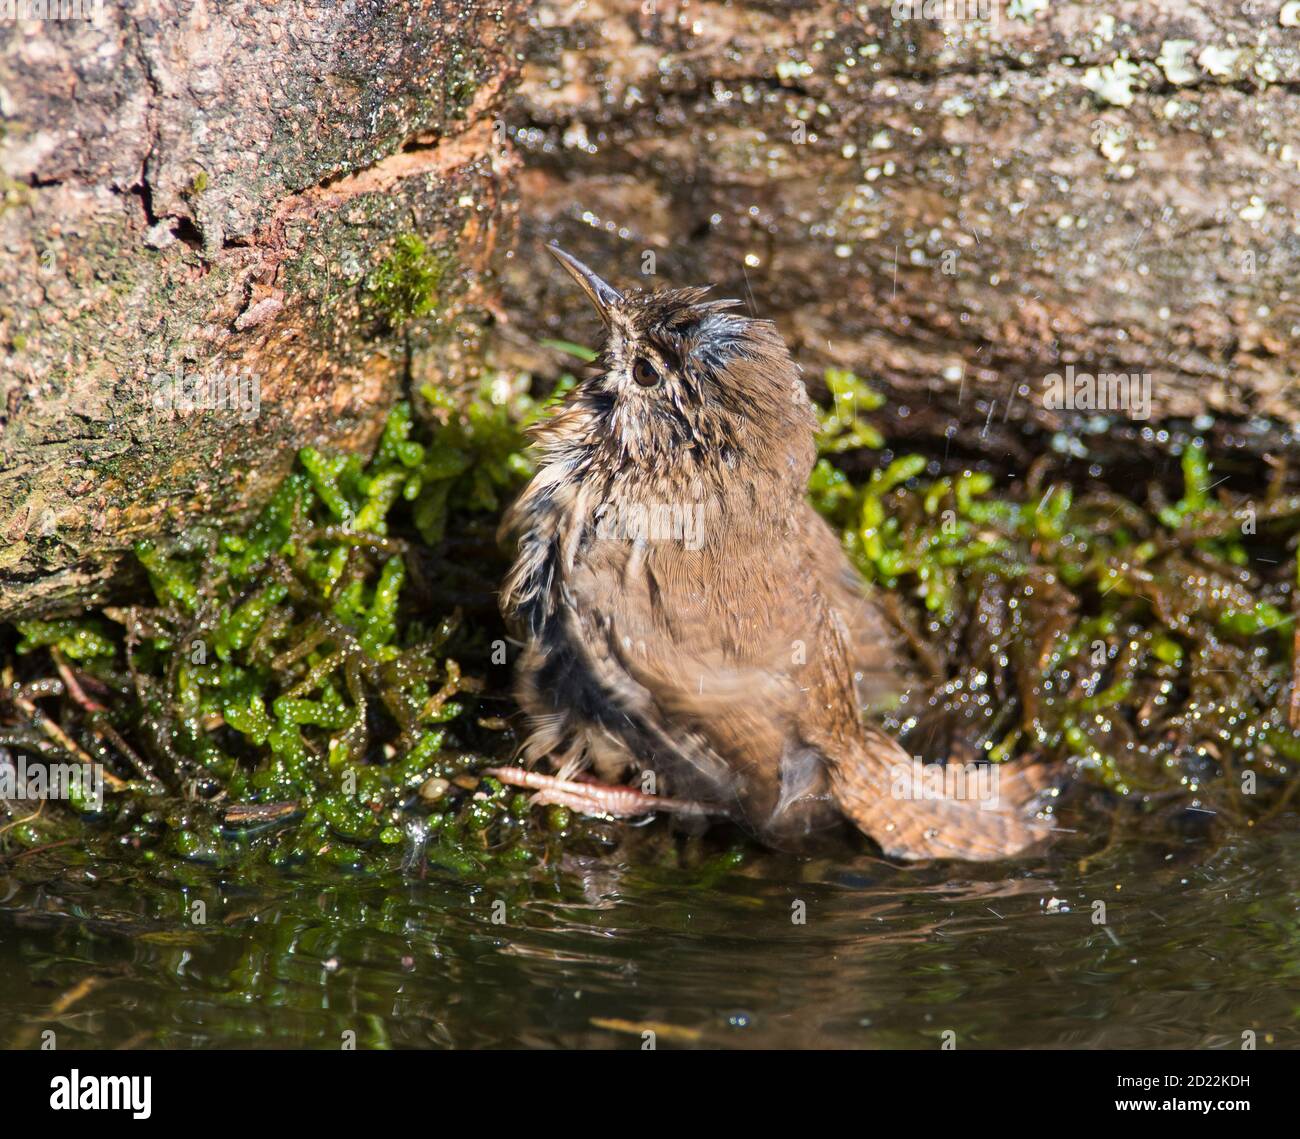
xmin=0 ymin=389 xmax=571 ymax=870
xmin=13 ymin=618 xmax=117 ymax=661
xmin=0 ymin=174 xmax=32 ymax=216
xmin=410 ymin=376 xmax=572 ymax=543
xmin=363 ymin=234 xmax=452 ymax=329
xmin=816 ymin=367 xmax=886 ymax=453
xmin=810 ymin=374 xmax=1300 ymax=814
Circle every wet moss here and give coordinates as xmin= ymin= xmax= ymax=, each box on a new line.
xmin=812 ymin=376 xmax=1300 ymax=823
xmin=363 ymin=235 xmax=453 ymax=330
xmin=0 ymin=174 xmax=32 ymax=215
xmin=0 ymin=382 xmax=574 ymax=872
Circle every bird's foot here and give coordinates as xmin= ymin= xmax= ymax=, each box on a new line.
xmin=484 ymin=766 xmax=714 ymax=819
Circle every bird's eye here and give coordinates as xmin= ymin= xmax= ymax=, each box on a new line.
xmin=631 ymin=357 xmax=660 ymax=388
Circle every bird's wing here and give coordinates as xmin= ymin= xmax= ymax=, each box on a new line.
xmin=558 ymin=502 xmax=863 ymax=838
xmin=557 ymin=519 xmax=801 ymax=815
xmin=802 ymin=506 xmax=911 ymax=710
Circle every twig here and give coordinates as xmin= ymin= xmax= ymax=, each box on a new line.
xmin=50 ymin=649 xmax=106 ymax=713
xmin=4 ymin=676 xmax=127 ymax=792
xmin=50 ymin=649 xmax=165 ymax=792
xmin=3 ymin=837 xmax=79 ymax=861
xmin=222 ymin=801 xmax=299 ymax=826
xmin=10 ymin=976 xmax=106 ymax=1049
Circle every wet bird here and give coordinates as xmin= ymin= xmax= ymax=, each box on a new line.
xmin=491 ymin=246 xmax=1055 ymax=860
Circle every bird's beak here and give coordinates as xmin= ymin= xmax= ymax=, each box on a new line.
xmin=547 ymin=244 xmax=623 ymax=327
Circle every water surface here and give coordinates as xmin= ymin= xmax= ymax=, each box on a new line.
xmin=3 ymin=824 xmax=1297 ymax=1049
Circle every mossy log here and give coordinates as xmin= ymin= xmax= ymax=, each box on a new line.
xmin=0 ymin=1 xmax=523 ymax=620
xmin=498 ymin=0 xmax=1300 ymax=464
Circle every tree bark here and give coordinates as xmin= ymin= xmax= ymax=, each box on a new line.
xmin=497 ymin=0 xmax=1300 ymax=464
xmin=0 ymin=1 xmax=523 ymax=620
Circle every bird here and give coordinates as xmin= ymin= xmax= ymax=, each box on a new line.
xmin=490 ymin=245 xmax=1056 ymax=861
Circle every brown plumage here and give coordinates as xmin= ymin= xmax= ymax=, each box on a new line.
xmin=496 ymin=246 xmax=1055 ymax=860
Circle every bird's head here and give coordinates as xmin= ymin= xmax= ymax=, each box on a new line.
xmin=542 ymin=245 xmax=817 ymax=498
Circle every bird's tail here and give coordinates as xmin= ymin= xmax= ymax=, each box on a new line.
xmin=831 ymin=726 xmax=1060 ymax=862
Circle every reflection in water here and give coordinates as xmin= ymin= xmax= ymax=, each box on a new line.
xmin=2 ymin=825 xmax=1298 ymax=1049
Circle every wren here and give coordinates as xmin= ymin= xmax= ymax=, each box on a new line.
xmin=491 ymin=246 xmax=1055 ymax=860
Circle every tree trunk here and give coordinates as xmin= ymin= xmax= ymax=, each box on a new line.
xmin=0 ymin=1 xmax=523 ymax=620
xmin=496 ymin=0 xmax=1300 ymax=466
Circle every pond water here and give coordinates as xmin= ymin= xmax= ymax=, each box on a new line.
xmin=2 ymin=821 xmax=1297 ymax=1050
